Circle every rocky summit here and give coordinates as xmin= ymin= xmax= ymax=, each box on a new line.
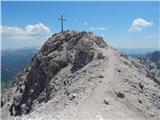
xmin=1 ymin=30 xmax=160 ymax=120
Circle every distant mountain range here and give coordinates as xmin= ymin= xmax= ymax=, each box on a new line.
xmin=142 ymin=51 xmax=160 ymax=82
xmin=119 ymin=48 xmax=158 ymax=58
xmin=120 ymin=49 xmax=160 ymax=82
xmin=1 ymin=48 xmax=38 ymax=84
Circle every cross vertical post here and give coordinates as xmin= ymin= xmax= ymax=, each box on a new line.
xmin=58 ymin=15 xmax=66 ymax=32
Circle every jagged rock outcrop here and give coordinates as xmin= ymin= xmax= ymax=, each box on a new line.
xmin=1 ymin=30 xmax=160 ymax=120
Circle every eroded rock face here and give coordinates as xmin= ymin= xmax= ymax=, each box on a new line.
xmin=4 ymin=30 xmax=107 ymax=116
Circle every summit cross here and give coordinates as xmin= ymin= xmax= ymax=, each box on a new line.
xmin=58 ymin=15 xmax=66 ymax=32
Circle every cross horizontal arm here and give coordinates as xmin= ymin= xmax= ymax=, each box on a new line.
xmin=58 ymin=18 xmax=66 ymax=21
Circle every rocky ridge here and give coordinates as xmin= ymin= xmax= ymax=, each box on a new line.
xmin=1 ymin=30 xmax=160 ymax=120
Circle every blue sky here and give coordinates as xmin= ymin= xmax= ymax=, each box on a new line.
xmin=1 ymin=1 xmax=159 ymax=50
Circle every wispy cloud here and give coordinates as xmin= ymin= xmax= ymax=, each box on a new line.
xmin=83 ymin=22 xmax=88 ymax=26
xmin=89 ymin=27 xmax=107 ymax=31
xmin=128 ymin=18 xmax=153 ymax=32
xmin=146 ymin=35 xmax=157 ymax=39
xmin=1 ymin=23 xmax=52 ymax=49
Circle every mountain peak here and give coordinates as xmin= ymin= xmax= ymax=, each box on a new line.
xmin=2 ymin=30 xmax=108 ymax=116
xmin=1 ymin=31 xmax=160 ymax=120
xmin=40 ymin=30 xmax=107 ymax=56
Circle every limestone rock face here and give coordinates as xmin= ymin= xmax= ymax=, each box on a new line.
xmin=2 ymin=30 xmax=107 ymax=116
xmin=1 ymin=30 xmax=160 ymax=120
